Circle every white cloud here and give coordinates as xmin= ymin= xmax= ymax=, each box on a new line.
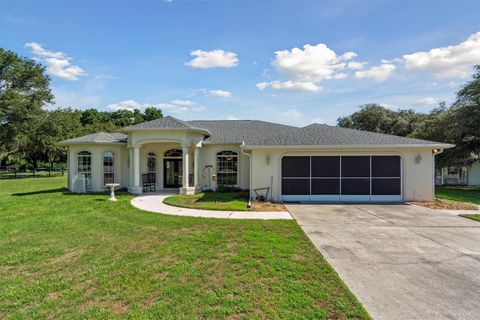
xmin=204 ymin=89 xmax=232 ymax=98
xmin=171 ymin=99 xmax=196 ymax=106
xmin=225 ymin=115 xmax=239 ymax=120
xmin=415 ymin=97 xmax=440 ymax=105
xmin=256 ymin=80 xmax=322 ymax=93
xmin=354 ymin=63 xmax=396 ymax=81
xmin=258 ymin=43 xmax=370 ymax=92
xmin=271 ymin=43 xmax=364 ymax=83
xmin=106 ymin=99 xmax=206 ymax=114
xmin=185 ymin=49 xmax=239 ymax=68
xmin=25 ymin=42 xmax=86 ymax=80
xmin=402 ymin=31 xmax=480 ymax=78
xmin=347 ymin=61 xmax=367 ymax=70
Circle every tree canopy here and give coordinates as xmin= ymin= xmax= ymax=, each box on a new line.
xmin=0 ymin=48 xmax=53 ymax=161
xmin=337 ymin=65 xmax=480 ymax=167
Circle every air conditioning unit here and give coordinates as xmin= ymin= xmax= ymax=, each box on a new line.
xmin=72 ymin=174 xmax=86 ymax=193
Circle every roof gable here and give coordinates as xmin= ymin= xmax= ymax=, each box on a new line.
xmin=60 ymin=132 xmax=127 ymax=145
xmin=121 ymin=115 xmax=192 ymax=130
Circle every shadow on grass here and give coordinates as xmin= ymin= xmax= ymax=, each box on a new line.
xmin=12 ymin=188 xmax=130 ymax=197
xmin=12 ymin=188 xmax=67 ymax=196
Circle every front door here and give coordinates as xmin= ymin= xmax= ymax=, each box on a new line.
xmin=164 ymin=159 xmax=183 ymax=188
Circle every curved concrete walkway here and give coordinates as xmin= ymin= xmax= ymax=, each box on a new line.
xmin=131 ymin=192 xmax=293 ymax=220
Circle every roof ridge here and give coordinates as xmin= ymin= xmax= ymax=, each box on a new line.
xmin=305 ymin=123 xmax=441 ymax=144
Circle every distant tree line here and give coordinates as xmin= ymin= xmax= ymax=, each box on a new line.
xmin=0 ymin=48 xmax=162 ymax=168
xmin=337 ymin=65 xmax=480 ymax=167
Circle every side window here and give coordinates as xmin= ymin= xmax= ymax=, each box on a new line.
xmin=78 ymin=151 xmax=92 ymax=188
xmin=103 ymin=151 xmax=114 ymax=184
xmin=147 ymin=152 xmax=156 ymax=173
xmin=216 ymin=151 xmax=238 ymax=186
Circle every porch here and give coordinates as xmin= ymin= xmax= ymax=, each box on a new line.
xmin=128 ymin=142 xmax=201 ymax=195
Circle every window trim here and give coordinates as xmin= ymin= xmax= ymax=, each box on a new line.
xmin=164 ymin=149 xmax=183 ymax=159
xmin=216 ymin=150 xmax=239 ymax=187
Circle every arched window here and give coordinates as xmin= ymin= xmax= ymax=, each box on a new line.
xmin=147 ymin=152 xmax=156 ymax=173
xmin=78 ymin=151 xmax=92 ymax=188
xmin=164 ymin=149 xmax=183 ymax=158
xmin=216 ymin=151 xmax=238 ymax=186
xmin=103 ymin=151 xmax=115 ymax=184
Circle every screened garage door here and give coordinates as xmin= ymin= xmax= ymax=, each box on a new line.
xmin=281 ymin=156 xmax=402 ymax=202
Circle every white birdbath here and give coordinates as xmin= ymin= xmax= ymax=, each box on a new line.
xmin=105 ymin=183 xmax=120 ymax=201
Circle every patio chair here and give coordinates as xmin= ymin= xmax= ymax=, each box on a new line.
xmin=142 ymin=173 xmax=156 ymax=192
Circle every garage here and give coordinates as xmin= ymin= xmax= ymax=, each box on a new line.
xmin=281 ymin=155 xmax=402 ymax=202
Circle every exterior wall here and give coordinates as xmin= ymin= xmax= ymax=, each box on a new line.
xmin=468 ymin=161 xmax=480 ymax=186
xmin=66 ymin=142 xmax=250 ymax=192
xmin=250 ymin=148 xmax=435 ymax=202
xmin=68 ymin=144 xmax=128 ymax=192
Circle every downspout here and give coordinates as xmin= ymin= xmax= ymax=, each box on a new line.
xmin=432 ymin=148 xmax=444 ymax=199
xmin=240 ymin=141 xmax=253 ymax=208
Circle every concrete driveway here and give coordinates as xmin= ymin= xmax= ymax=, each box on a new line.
xmin=287 ymin=203 xmax=480 ymax=320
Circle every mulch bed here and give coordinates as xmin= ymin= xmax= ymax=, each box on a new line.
xmin=251 ymin=201 xmax=287 ymax=212
xmin=411 ymin=199 xmax=478 ymax=210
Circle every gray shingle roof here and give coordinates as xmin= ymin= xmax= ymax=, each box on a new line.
xmin=247 ymin=123 xmax=452 ymax=147
xmin=61 ymin=118 xmax=453 ymax=148
xmin=121 ymin=116 xmax=211 ymax=134
xmin=186 ymin=120 xmax=295 ymax=144
xmin=60 ymin=132 xmax=127 ymax=145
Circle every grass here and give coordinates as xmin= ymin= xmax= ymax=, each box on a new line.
xmin=0 ymin=177 xmax=370 ymax=319
xmin=436 ymin=185 xmax=480 ymax=205
xmin=460 ymin=214 xmax=480 ymax=222
xmin=164 ymin=191 xmax=251 ymax=211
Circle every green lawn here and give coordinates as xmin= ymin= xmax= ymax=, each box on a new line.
xmin=460 ymin=214 xmax=480 ymax=222
xmin=0 ymin=177 xmax=369 ymax=319
xmin=164 ymin=191 xmax=250 ymax=211
xmin=436 ymin=185 xmax=480 ymax=205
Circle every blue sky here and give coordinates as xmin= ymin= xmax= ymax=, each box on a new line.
xmin=2 ymin=0 xmax=480 ymax=126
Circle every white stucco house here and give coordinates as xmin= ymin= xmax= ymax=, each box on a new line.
xmin=60 ymin=116 xmax=453 ymax=202
xmin=435 ymin=161 xmax=480 ymax=186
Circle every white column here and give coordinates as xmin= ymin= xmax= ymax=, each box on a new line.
xmin=128 ymin=148 xmax=133 ymax=187
xmin=182 ymin=145 xmax=190 ymax=187
xmin=128 ymin=146 xmax=142 ymax=194
xmin=194 ymin=147 xmax=200 ymax=189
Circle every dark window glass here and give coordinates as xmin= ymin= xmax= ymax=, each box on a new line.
xmin=341 ymin=179 xmax=370 ymax=195
xmin=341 ymin=156 xmax=370 ymax=177
xmin=282 ymin=157 xmax=310 ymax=177
xmin=372 ymin=178 xmax=401 ymax=195
xmin=281 ymin=178 xmax=310 ymax=195
xmin=372 ymin=156 xmax=401 ymax=177
xmin=311 ymin=156 xmax=340 ymax=177
xmin=311 ymin=179 xmax=340 ymax=195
